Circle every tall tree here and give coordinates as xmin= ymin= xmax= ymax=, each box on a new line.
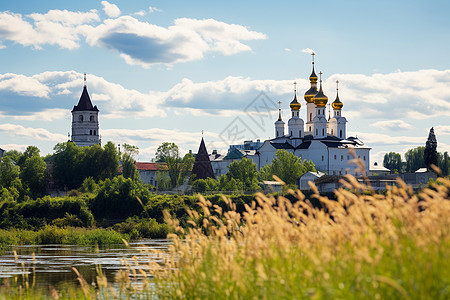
xmin=0 ymin=156 xmax=21 ymax=189
xmin=260 ymin=149 xmax=316 ymax=185
xmin=122 ymin=144 xmax=140 ymax=181
xmin=20 ymin=147 xmax=47 ymax=197
xmin=383 ymin=152 xmax=402 ymax=173
xmin=424 ymin=127 xmax=438 ymax=171
xmin=155 ymin=142 xmax=194 ymax=188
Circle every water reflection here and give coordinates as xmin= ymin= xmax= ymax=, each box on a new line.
xmin=0 ymin=239 xmax=170 ymax=289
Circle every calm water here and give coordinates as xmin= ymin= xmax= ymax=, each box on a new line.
xmin=0 ymin=239 xmax=170 ymax=289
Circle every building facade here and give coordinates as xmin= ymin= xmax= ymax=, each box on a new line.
xmin=252 ymin=55 xmax=371 ymax=175
xmin=71 ymin=74 xmax=100 ymax=147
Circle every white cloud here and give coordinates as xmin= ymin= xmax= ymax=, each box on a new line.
xmin=12 ymin=109 xmax=69 ymax=121
xmin=301 ymin=48 xmax=315 ymax=54
xmin=434 ymin=125 xmax=450 ymax=136
xmin=348 ymin=131 xmax=424 ymax=146
xmin=101 ymin=1 xmax=121 ymax=18
xmin=0 ymin=123 xmax=66 ymax=141
xmin=0 ymin=144 xmax=29 ymax=152
xmin=0 ymin=73 xmax=51 ymax=98
xmin=133 ymin=10 xmax=146 ymax=16
xmin=0 ymin=10 xmax=99 ymax=50
xmin=148 ymin=6 xmax=162 ymax=13
xmin=371 ymin=120 xmax=413 ymax=131
xmin=82 ymin=16 xmax=266 ymax=67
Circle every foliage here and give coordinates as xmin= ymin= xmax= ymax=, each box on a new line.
xmin=113 ymin=216 xmax=170 ymax=239
xmin=405 ymin=146 xmax=426 ymax=173
xmin=424 ymin=127 xmax=438 ymax=171
xmin=260 ymin=149 xmax=316 ymax=185
xmin=20 ymin=149 xmax=47 ymax=198
xmin=226 ymin=158 xmax=260 ymax=190
xmin=443 ymin=152 xmax=449 ymax=176
xmin=383 ymin=151 xmax=402 ymax=173
xmin=79 ymin=177 xmax=98 ymax=193
xmin=90 ymin=175 xmax=150 ymax=220
xmin=52 ymin=141 xmax=119 ymax=190
xmin=153 ymin=177 xmax=450 ymax=299
xmin=155 ymin=142 xmax=179 ymax=163
xmin=0 ymin=156 xmax=21 ymax=189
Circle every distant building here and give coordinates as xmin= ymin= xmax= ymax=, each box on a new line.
xmin=71 ymin=74 xmax=100 ymax=147
xmin=369 ymin=162 xmax=391 ymax=176
xmin=192 ymin=138 xmax=215 ymax=180
xmin=229 ymin=140 xmax=263 ymax=151
xmin=135 ymin=162 xmax=167 ymax=186
xmin=0 ymin=147 xmax=4 ymax=158
xmin=299 ymin=171 xmax=326 ymax=190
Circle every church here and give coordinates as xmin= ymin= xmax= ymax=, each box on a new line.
xmin=256 ymin=55 xmax=371 ymax=175
xmin=70 ymin=74 xmax=100 ymax=147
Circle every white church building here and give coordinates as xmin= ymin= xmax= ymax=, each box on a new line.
xmin=70 ymin=74 xmax=100 ymax=147
xmin=256 ymin=56 xmax=371 ymax=175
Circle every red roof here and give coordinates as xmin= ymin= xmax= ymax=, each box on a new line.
xmin=135 ymin=162 xmax=168 ymax=171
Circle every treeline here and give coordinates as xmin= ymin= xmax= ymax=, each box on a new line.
xmin=383 ymin=147 xmax=449 ymax=175
xmin=192 ymin=150 xmax=316 ymax=192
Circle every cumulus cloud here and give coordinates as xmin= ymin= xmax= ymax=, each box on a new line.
xmin=434 ymin=125 xmax=450 ymax=136
xmin=0 ymin=10 xmax=99 ymax=50
xmin=81 ymin=16 xmax=266 ymax=67
xmin=133 ymin=10 xmax=146 ymax=17
xmin=0 ymin=144 xmax=29 ymax=152
xmin=101 ymin=1 xmax=121 ymax=18
xmin=0 ymin=71 xmax=164 ymax=119
xmin=371 ymin=120 xmax=413 ymax=131
xmin=348 ymin=131 xmax=424 ymax=146
xmin=0 ymin=123 xmax=66 ymax=141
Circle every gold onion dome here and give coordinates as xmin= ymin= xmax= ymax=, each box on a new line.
xmin=313 ymin=73 xmax=328 ymax=107
xmin=290 ymin=82 xmax=301 ymax=110
xmin=332 ymin=80 xmax=343 ymax=110
xmin=304 ymin=66 xmax=318 ymax=103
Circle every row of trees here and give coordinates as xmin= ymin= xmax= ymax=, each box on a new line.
xmin=384 ymin=147 xmax=449 ymax=175
xmin=191 ymin=150 xmax=316 ymax=192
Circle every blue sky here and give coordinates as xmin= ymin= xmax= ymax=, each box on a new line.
xmin=0 ymin=0 xmax=449 ymax=163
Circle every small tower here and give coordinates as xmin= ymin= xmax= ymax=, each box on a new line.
xmin=192 ymin=137 xmax=215 ymax=180
xmin=312 ymin=72 xmax=328 ymax=139
xmin=288 ymin=82 xmax=304 ymax=138
xmin=304 ymin=52 xmax=318 ymax=135
xmin=274 ymin=101 xmax=285 ymax=138
xmin=329 ymin=80 xmax=347 ymax=139
xmin=71 ymin=73 xmax=100 ymax=147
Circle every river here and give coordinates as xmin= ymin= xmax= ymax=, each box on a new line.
xmin=0 ymin=239 xmax=170 ymax=289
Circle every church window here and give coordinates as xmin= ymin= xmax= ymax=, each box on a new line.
xmin=94 ymin=130 xmax=96 ymax=135
xmin=316 ymin=129 xmax=318 ymax=135
xmin=299 ymin=130 xmax=301 ymax=136
xmin=321 ymin=155 xmax=324 ymax=161
xmin=79 ymin=115 xmax=83 ymax=122
xmin=331 ymin=129 xmax=334 ymax=135
xmin=341 ymin=155 xmax=343 ymax=161
xmin=90 ymin=130 xmax=92 ymax=135
xmin=363 ymin=156 xmax=366 ymax=161
xmin=290 ymin=131 xmax=292 ymax=136
xmin=334 ymin=154 xmax=336 ymax=160
xmin=339 ymin=171 xmax=342 ymax=175
xmin=340 ymin=130 xmax=342 ymax=138
xmin=90 ymin=115 xmax=94 ymax=122
xmin=310 ymin=113 xmax=312 ymax=121
xmin=322 ymin=128 xmax=324 ymax=136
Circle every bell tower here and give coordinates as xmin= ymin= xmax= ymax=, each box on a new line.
xmin=71 ymin=73 xmax=100 ymax=147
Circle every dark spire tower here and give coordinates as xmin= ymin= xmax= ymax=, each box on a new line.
xmin=71 ymin=73 xmax=100 ymax=146
xmin=192 ymin=137 xmax=215 ymax=180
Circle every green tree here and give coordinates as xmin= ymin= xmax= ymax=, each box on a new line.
xmin=21 ymin=155 xmax=47 ymax=198
xmin=260 ymin=150 xmax=316 ymax=185
xmin=383 ymin=152 xmax=402 ymax=173
xmin=442 ymin=152 xmax=449 ymax=176
xmin=121 ymin=144 xmax=140 ymax=181
xmin=100 ymin=141 xmax=119 ymax=179
xmin=155 ymin=142 xmax=179 ymax=163
xmin=226 ymin=158 xmax=260 ymax=190
xmin=155 ymin=143 xmax=194 ymax=188
xmin=0 ymin=156 xmax=21 ymax=189
xmin=404 ymin=146 xmax=425 ymax=173
xmin=424 ymin=127 xmax=438 ymax=171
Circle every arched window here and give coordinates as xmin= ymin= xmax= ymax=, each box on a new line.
xmin=322 ymin=128 xmax=324 ymax=136
xmin=331 ymin=129 xmax=334 ymax=135
xmin=310 ymin=113 xmax=312 ymax=121
xmin=90 ymin=115 xmax=94 ymax=122
xmin=340 ymin=130 xmax=343 ymax=138
xmin=315 ymin=129 xmax=318 ymax=135
xmin=79 ymin=115 xmax=83 ymax=122
xmin=90 ymin=130 xmax=92 ymax=135
xmin=299 ymin=130 xmax=301 ymax=136
xmin=94 ymin=130 xmax=96 ymax=135
xmin=290 ymin=130 xmax=292 ymax=136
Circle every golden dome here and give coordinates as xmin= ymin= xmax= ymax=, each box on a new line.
xmin=313 ymin=76 xmax=328 ymax=107
xmin=290 ymin=88 xmax=301 ymax=110
xmin=332 ymin=80 xmax=343 ymax=110
xmin=309 ymin=65 xmax=318 ymax=83
xmin=304 ymin=86 xmax=317 ymax=103
xmin=332 ymin=92 xmax=343 ymax=110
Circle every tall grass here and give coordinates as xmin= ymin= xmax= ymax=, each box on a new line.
xmin=152 ymin=175 xmax=450 ymax=299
